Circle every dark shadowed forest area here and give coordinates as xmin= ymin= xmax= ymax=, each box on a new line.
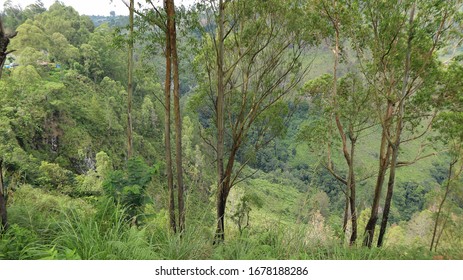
xmin=0 ymin=0 xmax=463 ymax=260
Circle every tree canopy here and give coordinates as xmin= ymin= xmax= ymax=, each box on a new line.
xmin=0 ymin=0 xmax=463 ymax=260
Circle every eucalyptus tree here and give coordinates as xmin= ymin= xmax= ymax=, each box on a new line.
xmin=6 ymin=19 xmax=46 ymax=61
xmin=23 ymin=1 xmax=46 ymax=21
xmin=127 ymin=0 xmax=134 ymax=159
xmin=303 ymin=0 xmax=376 ymax=245
xmin=301 ymin=71 xmax=374 ymax=245
xmin=34 ymin=2 xmax=94 ymax=46
xmin=1 ymin=0 xmax=24 ymax=32
xmin=429 ymin=61 xmax=463 ymax=252
xmin=48 ymin=32 xmax=79 ymax=66
xmin=1 ymin=1 xmax=46 ymax=35
xmin=350 ymin=0 xmax=462 ymax=247
xmin=193 ymin=0 xmax=311 ymax=241
xmin=8 ymin=5 xmax=112 ymax=78
xmin=122 ymin=0 xmax=185 ymax=233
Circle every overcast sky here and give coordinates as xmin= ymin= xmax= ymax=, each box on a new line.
xmin=0 ymin=0 xmax=196 ymax=17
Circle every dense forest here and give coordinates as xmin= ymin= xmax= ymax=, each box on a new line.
xmin=0 ymin=0 xmax=462 ymax=260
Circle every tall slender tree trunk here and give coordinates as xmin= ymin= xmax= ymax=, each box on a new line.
xmin=0 ymin=159 xmax=8 ymax=233
xmin=167 ymin=0 xmax=185 ymax=233
xmin=377 ymin=3 xmax=415 ymax=247
xmin=377 ymin=143 xmax=399 ymax=247
xmin=430 ymin=160 xmax=456 ymax=251
xmin=330 ymin=12 xmax=358 ymax=244
xmin=331 ymin=5 xmax=351 ymax=238
xmin=363 ymin=103 xmax=393 ymax=247
xmin=216 ymin=183 xmax=228 ymax=242
xmin=342 ymin=189 xmax=350 ymax=235
xmin=434 ymin=214 xmax=449 ymax=252
xmin=349 ymin=136 xmax=357 ymax=245
xmin=127 ymin=0 xmax=134 ymax=159
xmin=324 ymin=0 xmax=359 ymax=244
xmin=164 ymin=3 xmax=176 ymax=233
xmin=215 ymin=0 xmax=226 ymax=243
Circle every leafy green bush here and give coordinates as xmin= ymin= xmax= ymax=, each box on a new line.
xmin=37 ymin=161 xmax=76 ymax=194
xmin=103 ymin=157 xmax=158 ymax=219
xmin=0 ymin=224 xmax=39 ymax=259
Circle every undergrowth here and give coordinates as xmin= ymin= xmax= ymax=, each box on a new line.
xmin=0 ymin=186 xmax=457 ymax=260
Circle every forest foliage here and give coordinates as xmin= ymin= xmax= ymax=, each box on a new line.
xmin=0 ymin=0 xmax=462 ymax=260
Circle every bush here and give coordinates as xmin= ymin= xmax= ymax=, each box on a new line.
xmin=37 ymin=161 xmax=76 ymax=194
xmin=0 ymin=224 xmax=39 ymax=259
xmin=103 ymin=157 xmax=157 ymax=219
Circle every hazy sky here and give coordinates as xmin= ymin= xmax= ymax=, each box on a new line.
xmin=0 ymin=0 xmax=196 ymax=17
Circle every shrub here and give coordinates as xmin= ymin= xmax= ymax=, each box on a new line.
xmin=103 ymin=157 xmax=158 ymax=219
xmin=37 ymin=161 xmax=76 ymax=194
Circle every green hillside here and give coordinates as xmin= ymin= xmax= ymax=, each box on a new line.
xmin=0 ymin=0 xmax=462 ymax=260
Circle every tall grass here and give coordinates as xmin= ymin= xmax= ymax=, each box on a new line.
xmin=53 ymin=198 xmax=158 ymax=259
xmin=147 ymin=226 xmax=213 ymax=259
xmin=209 ymin=224 xmax=438 ymax=260
xmin=1 ymin=186 xmax=455 ymax=260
